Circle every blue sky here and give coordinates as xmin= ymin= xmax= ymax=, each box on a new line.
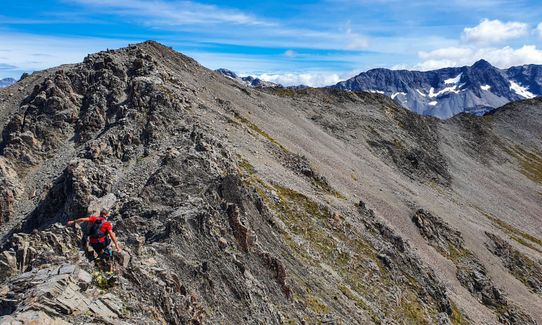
xmin=1 ymin=0 xmax=542 ymax=86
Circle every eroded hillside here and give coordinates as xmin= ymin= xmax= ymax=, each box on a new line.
xmin=1 ymin=41 xmax=541 ymax=324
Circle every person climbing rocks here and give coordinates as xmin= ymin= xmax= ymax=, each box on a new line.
xmin=67 ymin=209 xmax=122 ymax=271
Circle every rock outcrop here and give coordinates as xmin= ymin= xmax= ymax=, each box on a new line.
xmin=412 ymin=209 xmax=536 ymax=324
xmin=485 ymin=232 xmax=542 ymax=295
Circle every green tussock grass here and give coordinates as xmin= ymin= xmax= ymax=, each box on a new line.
xmin=486 ymin=232 xmax=542 ymax=295
xmin=238 ymin=158 xmax=256 ymax=175
xmin=448 ymin=245 xmax=473 ymax=263
xmin=310 ymin=177 xmax=346 ymax=200
xmin=234 ymin=159 xmax=446 ymax=322
xmin=306 ymin=295 xmax=331 ymax=315
xmin=339 ymin=284 xmax=381 ymax=323
xmin=484 ymin=213 xmax=542 ymax=253
xmin=401 ymin=293 xmax=431 ymax=325
xmin=450 ymin=301 xmax=470 ymax=325
xmin=236 ymin=114 xmax=290 ymax=153
xmin=502 ymin=145 xmax=542 ymax=184
xmin=247 ymin=177 xmax=441 ymax=323
xmin=520 ymin=154 xmax=542 ymax=184
xmin=271 ymin=87 xmax=298 ymax=97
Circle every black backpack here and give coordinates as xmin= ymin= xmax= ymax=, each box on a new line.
xmin=89 ymin=217 xmax=108 ymax=241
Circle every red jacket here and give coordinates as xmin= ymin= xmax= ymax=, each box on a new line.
xmin=88 ymin=216 xmax=113 ymax=244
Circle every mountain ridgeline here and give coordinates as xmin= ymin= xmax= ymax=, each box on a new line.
xmin=0 ymin=78 xmax=16 ymax=88
xmin=333 ymin=60 xmax=542 ymax=118
xmin=0 ymin=42 xmax=541 ymax=324
xmin=215 ymin=68 xmax=278 ymax=88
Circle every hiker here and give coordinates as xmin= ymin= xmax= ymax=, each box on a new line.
xmin=67 ymin=209 xmax=122 ymax=270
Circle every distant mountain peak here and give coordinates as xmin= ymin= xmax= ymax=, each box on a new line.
xmin=0 ymin=77 xmax=16 ymax=88
xmin=215 ymin=68 xmax=238 ymax=79
xmin=471 ymin=59 xmax=494 ymax=70
xmin=215 ymin=68 xmax=278 ymax=88
xmin=333 ymin=62 xmax=541 ymax=118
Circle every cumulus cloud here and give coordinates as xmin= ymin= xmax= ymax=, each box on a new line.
xmin=341 ymin=21 xmax=369 ymax=50
xmin=462 ymin=19 xmax=528 ymax=45
xmin=255 ymin=72 xmax=350 ymax=87
xmin=414 ymin=45 xmax=542 ymax=70
xmin=418 ymin=47 xmax=473 ymax=61
xmin=345 ymin=26 xmax=369 ymax=50
xmin=536 ymin=22 xmax=542 ymax=39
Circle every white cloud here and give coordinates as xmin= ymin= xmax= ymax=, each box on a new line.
xmin=344 ymin=23 xmax=369 ymax=50
xmin=255 ymin=72 xmax=352 ymax=87
xmin=419 ymin=47 xmax=473 ymax=61
xmin=414 ymin=45 xmax=542 ymax=70
xmin=70 ymin=0 xmax=275 ymax=26
xmin=284 ymin=50 xmax=296 ymax=58
xmin=407 ymin=19 xmax=542 ymax=71
xmin=69 ymin=0 xmax=375 ymax=53
xmin=0 ymin=32 xmax=131 ymax=77
xmin=536 ymin=22 xmax=542 ymax=39
xmin=462 ymin=19 xmax=528 ymax=45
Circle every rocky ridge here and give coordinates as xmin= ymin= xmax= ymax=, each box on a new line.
xmin=0 ymin=41 xmax=541 ymax=324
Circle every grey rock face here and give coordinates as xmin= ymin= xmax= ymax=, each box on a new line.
xmin=412 ymin=209 xmax=536 ymax=324
xmin=485 ymin=232 xmax=542 ymax=295
xmin=0 ymin=224 xmax=131 ymax=324
xmin=333 ymin=60 xmax=542 ymax=118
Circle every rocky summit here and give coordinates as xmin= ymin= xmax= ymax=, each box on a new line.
xmin=333 ymin=60 xmax=542 ymax=119
xmin=1 ymin=41 xmax=541 ymax=324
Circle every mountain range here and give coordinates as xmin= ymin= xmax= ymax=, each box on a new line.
xmin=333 ymin=60 xmax=542 ymax=118
xmin=215 ymin=68 xmax=278 ymax=88
xmin=1 ymin=41 xmax=541 ymax=324
xmin=0 ymin=78 xmax=16 ymax=88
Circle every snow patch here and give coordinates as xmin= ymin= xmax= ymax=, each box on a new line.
xmin=428 ymin=101 xmax=438 ymax=106
xmin=480 ymin=85 xmax=491 ymax=91
xmin=368 ymin=90 xmax=385 ymax=94
xmin=425 ymin=73 xmax=465 ymax=98
xmin=416 ymin=89 xmax=427 ymax=97
xmin=444 ymin=73 xmax=462 ymax=85
xmin=509 ymin=80 xmax=536 ymax=99
xmin=391 ymin=92 xmax=407 ymax=99
xmin=428 ymin=84 xmax=463 ymax=98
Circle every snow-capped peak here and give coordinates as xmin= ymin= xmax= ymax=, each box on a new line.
xmin=333 ymin=60 xmax=542 ymax=119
